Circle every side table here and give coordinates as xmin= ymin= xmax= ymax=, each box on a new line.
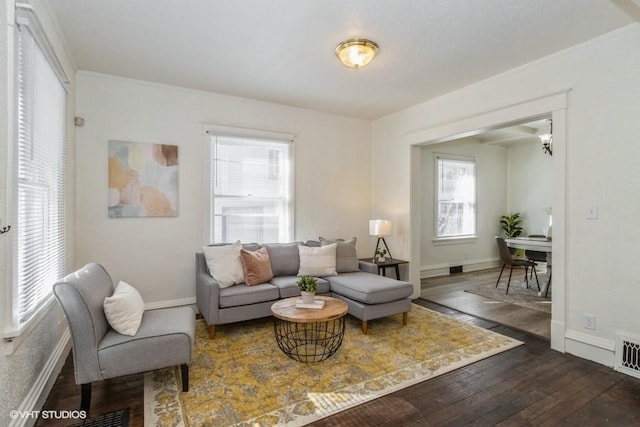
xmin=358 ymin=258 xmax=408 ymax=280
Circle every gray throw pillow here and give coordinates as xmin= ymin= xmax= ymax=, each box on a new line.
xmin=319 ymin=237 xmax=359 ymax=273
xmin=262 ymin=242 xmax=303 ymax=276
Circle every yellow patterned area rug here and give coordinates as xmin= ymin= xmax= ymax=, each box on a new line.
xmin=144 ymin=304 xmax=522 ymax=426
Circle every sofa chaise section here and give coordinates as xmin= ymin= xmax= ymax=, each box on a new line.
xmin=326 ymin=272 xmax=413 ymax=334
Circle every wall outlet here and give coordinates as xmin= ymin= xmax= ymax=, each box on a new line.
xmin=584 ymin=313 xmax=596 ymax=330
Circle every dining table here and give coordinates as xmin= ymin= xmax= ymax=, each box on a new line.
xmin=505 ymin=237 xmax=552 ymax=297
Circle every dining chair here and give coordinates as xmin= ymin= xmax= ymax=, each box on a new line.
xmin=495 ymin=236 xmax=540 ymax=294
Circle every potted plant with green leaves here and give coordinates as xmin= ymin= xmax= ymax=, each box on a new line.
xmin=500 ymin=212 xmax=523 ymax=238
xmin=500 ymin=212 xmax=524 ymax=256
xmin=297 ymin=275 xmax=318 ymax=303
xmin=375 ymin=248 xmax=387 ymax=263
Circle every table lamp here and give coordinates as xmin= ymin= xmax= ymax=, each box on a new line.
xmin=369 ymin=219 xmax=393 ymax=260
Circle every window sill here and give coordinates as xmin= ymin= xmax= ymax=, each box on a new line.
xmin=3 ymin=296 xmax=56 ymax=355
xmin=433 ymin=236 xmax=478 ymax=246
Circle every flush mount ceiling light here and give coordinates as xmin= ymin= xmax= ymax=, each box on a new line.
xmin=335 ymin=38 xmax=379 ymax=69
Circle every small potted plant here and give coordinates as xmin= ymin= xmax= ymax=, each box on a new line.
xmin=297 ymin=275 xmax=318 ymax=303
xmin=500 ymin=212 xmax=524 ymax=257
xmin=500 ymin=212 xmax=523 ymax=238
xmin=375 ymin=248 xmax=387 ymax=263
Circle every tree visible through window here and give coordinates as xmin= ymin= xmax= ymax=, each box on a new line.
xmin=436 ymin=155 xmax=476 ymax=238
xmin=209 ymin=135 xmax=293 ymax=243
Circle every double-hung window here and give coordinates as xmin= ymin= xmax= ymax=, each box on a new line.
xmin=8 ymin=8 xmax=68 ymax=337
xmin=435 ymin=154 xmax=476 ymax=239
xmin=206 ymin=132 xmax=294 ymax=243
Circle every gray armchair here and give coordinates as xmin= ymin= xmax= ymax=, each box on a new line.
xmin=53 ymin=263 xmax=195 ymax=412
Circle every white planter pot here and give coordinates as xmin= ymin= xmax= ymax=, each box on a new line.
xmin=300 ymin=291 xmax=315 ymax=304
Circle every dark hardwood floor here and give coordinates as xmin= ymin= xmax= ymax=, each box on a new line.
xmin=37 ymin=273 xmax=640 ymax=426
xmin=421 ymin=267 xmax=551 ymax=340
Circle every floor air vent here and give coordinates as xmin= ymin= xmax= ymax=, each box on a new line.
xmin=615 ymin=333 xmax=640 ymax=379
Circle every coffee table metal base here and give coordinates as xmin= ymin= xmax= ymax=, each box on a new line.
xmin=273 ymin=317 xmax=346 ymax=363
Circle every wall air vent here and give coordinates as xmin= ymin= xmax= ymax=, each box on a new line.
xmin=615 ymin=333 xmax=640 ymax=379
xmin=449 ymin=265 xmax=463 ymax=275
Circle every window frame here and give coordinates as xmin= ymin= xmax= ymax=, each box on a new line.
xmin=202 ymin=125 xmax=295 ymax=245
xmin=3 ymin=5 xmax=70 ymax=349
xmin=433 ymin=153 xmax=477 ymax=242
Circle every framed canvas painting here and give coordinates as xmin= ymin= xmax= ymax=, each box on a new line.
xmin=108 ymin=140 xmax=179 ymax=217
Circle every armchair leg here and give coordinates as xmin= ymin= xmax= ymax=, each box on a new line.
xmin=361 ymin=320 xmax=368 ymax=335
xmin=80 ymin=383 xmax=91 ymax=412
xmin=181 ymin=364 xmax=189 ymax=392
xmin=208 ymin=325 xmax=215 ymax=339
xmin=403 ymin=312 xmax=408 ymax=326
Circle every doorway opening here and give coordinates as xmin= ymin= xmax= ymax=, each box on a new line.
xmin=407 ymin=92 xmax=567 ymax=351
xmin=418 ymin=117 xmax=553 ymax=339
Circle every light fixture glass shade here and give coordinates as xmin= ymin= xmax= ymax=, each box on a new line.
xmin=335 ymin=39 xmax=379 ymax=69
xmin=369 ymin=219 xmax=392 ymax=236
xmin=539 ymin=133 xmax=553 ymax=155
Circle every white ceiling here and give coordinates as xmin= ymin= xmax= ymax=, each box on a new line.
xmin=44 ymin=0 xmax=638 ymax=119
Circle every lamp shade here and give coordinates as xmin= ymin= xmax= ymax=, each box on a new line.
xmin=369 ymin=219 xmax=392 ymax=236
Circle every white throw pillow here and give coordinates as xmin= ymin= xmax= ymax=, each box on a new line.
xmin=298 ymin=243 xmax=338 ymax=276
xmin=202 ymin=241 xmax=245 ymax=288
xmin=103 ymin=280 xmax=145 ymax=336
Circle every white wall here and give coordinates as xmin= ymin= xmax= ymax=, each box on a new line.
xmin=420 ymin=139 xmax=507 ymax=277
xmin=0 ymin=1 xmax=76 ymax=425
xmin=373 ymin=23 xmax=640 ymax=365
xmin=75 ymin=72 xmax=372 ymax=305
xmin=508 ymin=141 xmax=553 ymax=236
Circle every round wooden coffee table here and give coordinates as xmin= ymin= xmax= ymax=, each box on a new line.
xmin=271 ymin=296 xmax=348 ymax=363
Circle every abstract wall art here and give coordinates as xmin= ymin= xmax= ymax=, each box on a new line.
xmin=108 ymin=140 xmax=179 ymax=218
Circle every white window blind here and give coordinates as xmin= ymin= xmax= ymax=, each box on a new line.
xmin=209 ymin=135 xmax=293 ymax=243
xmin=436 ymin=155 xmax=476 ymax=238
xmin=13 ymin=18 xmax=68 ymax=327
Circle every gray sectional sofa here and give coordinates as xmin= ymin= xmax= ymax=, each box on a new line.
xmin=196 ymin=241 xmax=413 ymax=338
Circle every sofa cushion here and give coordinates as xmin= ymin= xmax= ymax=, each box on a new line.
xmin=219 ymin=283 xmax=279 ymax=308
xmin=98 ymin=306 xmax=194 ymax=379
xmin=202 ymin=241 xmax=245 ymax=288
xmin=240 ymin=247 xmax=273 ymax=286
xmin=319 ymin=237 xmax=359 ymax=273
xmin=325 ymin=272 xmax=413 ymax=304
xmin=298 ymin=243 xmax=337 ymax=276
xmin=262 ymin=242 xmax=302 ymax=276
xmin=270 ymin=276 xmax=330 ymax=298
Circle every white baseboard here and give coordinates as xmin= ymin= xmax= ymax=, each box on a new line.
xmin=144 ymin=297 xmax=196 ymax=311
xmin=9 ymin=329 xmax=71 ymax=427
xmin=420 ymin=258 xmax=501 ymax=279
xmin=565 ymin=329 xmax=615 ymax=367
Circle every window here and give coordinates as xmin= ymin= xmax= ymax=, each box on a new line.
xmin=435 ymin=155 xmax=476 ymax=239
xmin=10 ymin=11 xmax=68 ymax=333
xmin=207 ymin=133 xmax=293 ymax=243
